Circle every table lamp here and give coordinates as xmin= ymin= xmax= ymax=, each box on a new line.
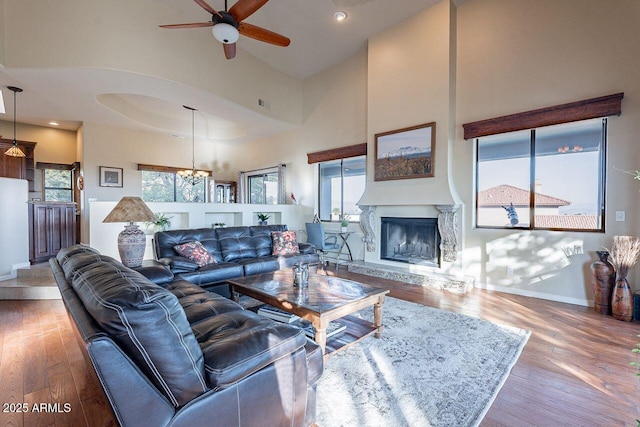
xmin=103 ymin=196 xmax=156 ymax=267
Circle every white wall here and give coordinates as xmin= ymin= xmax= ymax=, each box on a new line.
xmin=0 ymin=178 xmax=28 ymax=277
xmin=3 ymin=0 xmax=302 ymax=126
xmin=361 ymin=0 xmax=459 ymax=207
xmin=454 ymin=0 xmax=640 ymax=303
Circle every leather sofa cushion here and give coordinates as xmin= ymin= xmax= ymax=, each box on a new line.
xmin=56 ymin=244 xmax=100 ymax=266
xmin=164 ymin=280 xmax=244 ymax=324
xmin=192 ymin=310 xmax=307 ymax=388
xmin=154 ymin=228 xmax=223 ymax=263
xmin=249 ymin=225 xmax=287 ymax=257
xmin=216 ymin=227 xmax=258 ymax=262
xmin=238 ymin=257 xmax=280 ymax=276
xmin=59 ymin=252 xmax=124 ymax=282
xmin=177 ymin=262 xmax=245 ymax=286
xmin=71 ymin=261 xmax=207 ymax=407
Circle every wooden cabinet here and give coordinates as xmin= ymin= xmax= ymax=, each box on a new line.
xmin=29 ymin=202 xmax=76 ymax=264
xmin=0 ymin=139 xmax=37 ymax=191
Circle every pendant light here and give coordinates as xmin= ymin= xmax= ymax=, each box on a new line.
xmin=177 ymin=105 xmax=209 ymax=185
xmin=4 ymin=86 xmax=26 ymax=158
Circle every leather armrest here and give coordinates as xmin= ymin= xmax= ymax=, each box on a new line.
xmin=159 ymin=256 xmax=199 ymax=273
xmin=195 ymin=312 xmax=307 ymax=388
xmin=135 ymin=265 xmax=174 ymax=285
xmin=298 ymin=242 xmax=316 ymax=254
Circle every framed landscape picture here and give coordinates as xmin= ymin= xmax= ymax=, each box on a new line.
xmin=99 ymin=166 xmax=123 ymax=187
xmin=374 ymin=122 xmax=436 ymax=181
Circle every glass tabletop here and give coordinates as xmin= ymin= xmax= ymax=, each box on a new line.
xmin=228 ymin=270 xmax=388 ymax=313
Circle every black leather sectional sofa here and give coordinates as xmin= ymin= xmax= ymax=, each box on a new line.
xmin=50 ymin=244 xmax=323 ymax=427
xmin=154 ymin=224 xmax=319 ymax=297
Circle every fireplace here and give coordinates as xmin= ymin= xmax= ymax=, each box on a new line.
xmin=380 ymin=217 xmax=440 ymax=267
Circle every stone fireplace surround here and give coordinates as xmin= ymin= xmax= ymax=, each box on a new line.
xmin=349 ymin=204 xmax=471 ymax=293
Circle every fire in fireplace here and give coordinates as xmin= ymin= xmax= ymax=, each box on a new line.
xmin=380 ymin=217 xmax=440 ymax=267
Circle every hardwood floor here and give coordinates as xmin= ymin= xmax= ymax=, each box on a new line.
xmin=1 ymin=268 xmax=639 ymax=426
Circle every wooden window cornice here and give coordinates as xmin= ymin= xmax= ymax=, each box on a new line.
xmin=36 ymin=162 xmax=74 ymax=170
xmin=137 ymin=163 xmax=212 ymax=175
xmin=307 ymin=143 xmax=367 ymax=164
xmin=462 ymin=92 xmax=624 ymax=140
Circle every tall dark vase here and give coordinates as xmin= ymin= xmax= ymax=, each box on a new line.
xmin=591 ymin=251 xmax=615 ymax=315
xmin=612 ymin=276 xmax=633 ymax=322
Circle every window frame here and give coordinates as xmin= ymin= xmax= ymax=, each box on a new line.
xmin=474 ymin=118 xmax=607 ymax=232
xmin=246 ymin=167 xmax=279 ymax=205
xmin=41 ymin=165 xmax=74 ymax=202
xmin=139 ymin=164 xmax=208 ymax=203
xmin=317 ymin=155 xmax=366 ymax=223
xmin=307 ymin=143 xmax=368 ymax=223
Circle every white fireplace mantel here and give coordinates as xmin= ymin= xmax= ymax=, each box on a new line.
xmin=357 ymin=203 xmax=461 ymax=263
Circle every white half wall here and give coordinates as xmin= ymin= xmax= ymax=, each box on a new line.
xmin=0 ymin=178 xmax=29 ymax=278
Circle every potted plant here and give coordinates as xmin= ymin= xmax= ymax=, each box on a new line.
xmin=212 ymin=222 xmax=226 ymax=229
xmin=257 ymin=213 xmax=270 ymax=225
xmin=145 ymin=213 xmax=172 ymax=233
xmin=340 ymin=214 xmax=350 ymax=233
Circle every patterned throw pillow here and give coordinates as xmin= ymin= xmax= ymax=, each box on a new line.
xmin=271 ymin=231 xmax=300 ymax=256
xmin=173 ymin=241 xmax=216 ymax=267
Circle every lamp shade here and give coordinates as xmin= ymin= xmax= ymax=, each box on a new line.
xmin=103 ymin=197 xmax=156 ymax=268
xmin=103 ymin=197 xmax=156 ymax=224
xmin=4 ymin=145 xmax=26 ymax=157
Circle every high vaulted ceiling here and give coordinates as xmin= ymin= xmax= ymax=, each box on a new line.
xmin=0 ymin=0 xmax=463 ymax=140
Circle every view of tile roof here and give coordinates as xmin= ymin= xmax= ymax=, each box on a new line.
xmin=478 ymin=184 xmax=571 ymax=207
xmin=534 ymin=215 xmax=599 ymax=229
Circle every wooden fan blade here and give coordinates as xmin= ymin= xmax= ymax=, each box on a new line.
xmin=229 ymin=0 xmax=269 ymax=22
xmin=238 ymin=22 xmax=290 ymax=47
xmin=223 ymin=43 xmax=237 ymax=60
xmin=159 ymin=22 xmax=213 ymax=29
xmin=194 ymin=0 xmax=221 ymax=17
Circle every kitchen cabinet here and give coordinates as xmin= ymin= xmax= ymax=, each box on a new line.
xmin=29 ymin=202 xmax=76 ymax=263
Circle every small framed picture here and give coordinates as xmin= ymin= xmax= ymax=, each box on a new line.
xmin=100 ymin=166 xmax=123 ymax=187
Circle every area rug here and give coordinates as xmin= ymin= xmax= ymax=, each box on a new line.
xmin=316 ymin=297 xmax=531 ymax=427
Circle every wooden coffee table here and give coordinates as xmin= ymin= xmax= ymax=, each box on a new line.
xmin=227 ymin=270 xmax=389 ymax=357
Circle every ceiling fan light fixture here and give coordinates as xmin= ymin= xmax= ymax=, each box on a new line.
xmin=212 ymin=23 xmax=239 ymax=44
xmin=333 ymin=11 xmax=348 ymax=22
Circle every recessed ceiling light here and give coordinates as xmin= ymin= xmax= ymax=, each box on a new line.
xmin=49 ymin=121 xmax=59 ymax=126
xmin=333 ymin=11 xmax=348 ymax=22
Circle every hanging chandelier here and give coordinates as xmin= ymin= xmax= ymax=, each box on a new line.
xmin=4 ymin=86 xmax=26 ymax=158
xmin=177 ymin=105 xmax=209 ymax=185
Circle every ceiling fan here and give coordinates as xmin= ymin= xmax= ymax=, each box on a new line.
xmin=160 ymin=0 xmax=290 ymax=60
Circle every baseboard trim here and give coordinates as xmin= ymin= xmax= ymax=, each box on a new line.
xmin=0 ymin=262 xmax=34 ymax=282
xmin=476 ymin=283 xmax=591 ymax=307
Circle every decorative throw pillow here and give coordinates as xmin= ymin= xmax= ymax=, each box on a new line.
xmin=271 ymin=231 xmax=300 ymax=256
xmin=173 ymin=241 xmax=216 ymax=267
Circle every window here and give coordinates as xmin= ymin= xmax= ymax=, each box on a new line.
xmin=319 ymin=155 xmax=366 ymax=222
xmin=44 ymin=169 xmax=73 ymax=202
xmin=141 ymin=171 xmax=206 ymax=202
xmin=476 ymin=118 xmax=606 ymax=231
xmin=248 ymin=170 xmax=279 ymax=204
